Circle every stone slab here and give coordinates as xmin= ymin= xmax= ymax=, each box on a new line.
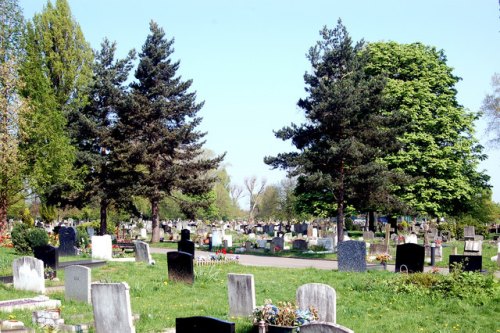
xmin=227 ymin=273 xmax=255 ymax=317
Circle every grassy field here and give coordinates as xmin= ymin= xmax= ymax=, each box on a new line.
xmin=1 ymin=246 xmax=499 ymax=333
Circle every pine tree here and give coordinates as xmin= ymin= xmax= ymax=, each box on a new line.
xmin=117 ymin=21 xmax=224 ymax=242
xmin=74 ymin=39 xmax=135 ymax=235
xmin=265 ymin=20 xmax=388 ymax=243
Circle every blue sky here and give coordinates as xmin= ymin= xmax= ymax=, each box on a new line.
xmin=19 ymin=0 xmax=500 ymax=206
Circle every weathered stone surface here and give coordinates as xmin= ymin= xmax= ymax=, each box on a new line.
xmin=65 ymin=265 xmax=91 ymax=303
xmin=369 ymin=244 xmax=388 ymax=255
xmin=91 ymin=282 xmax=135 ymax=333
xmin=301 ymin=322 xmax=354 ymax=333
xmin=337 ymin=241 xmax=366 ymax=273
xmin=91 ymin=235 xmax=112 ymax=260
xmin=12 ymin=257 xmax=45 ymax=293
xmin=317 ymin=237 xmax=335 ymax=251
xmin=135 ymin=241 xmax=155 ymax=264
xmin=293 ymin=239 xmax=308 ymax=251
xmin=296 ymin=283 xmax=336 ymax=324
xmin=227 ymin=273 xmax=255 ymax=317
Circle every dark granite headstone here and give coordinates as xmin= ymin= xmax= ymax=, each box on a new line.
xmin=181 ymin=229 xmax=190 ymax=241
xmin=449 ymin=255 xmax=482 ymax=272
xmin=176 ymin=316 xmax=235 ymax=333
xmin=178 ymin=239 xmax=195 ymax=257
xmin=271 ymin=237 xmax=284 ymax=250
xmin=301 ymin=222 xmax=308 ymax=235
xmin=167 ymin=251 xmax=194 ymax=284
xmin=58 ymin=226 xmax=77 ymax=256
xmin=292 ymin=239 xmax=308 ymax=251
xmin=338 ymin=241 xmax=366 ymax=272
xmin=33 ymin=245 xmax=59 ymax=276
xmin=395 ymin=243 xmax=425 ymax=273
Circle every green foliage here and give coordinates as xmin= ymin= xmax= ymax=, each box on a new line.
xmin=10 ymin=223 xmax=31 ymax=254
xmin=20 ymin=207 xmax=34 ymax=227
xmin=27 ymin=227 xmax=48 ymax=248
xmin=40 ymin=205 xmax=57 ymax=223
xmin=481 ymin=73 xmax=500 ymax=146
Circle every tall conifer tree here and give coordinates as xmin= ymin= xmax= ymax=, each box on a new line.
xmin=117 ymin=21 xmax=223 ymax=242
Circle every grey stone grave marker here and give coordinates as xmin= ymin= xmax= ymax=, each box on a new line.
xmin=464 ymin=240 xmax=482 ymax=255
xmin=271 ymin=237 xmax=284 ymax=251
xmin=65 ymin=265 xmax=91 ymax=303
xmin=395 ymin=243 xmax=425 ymax=273
xmin=91 ymin=282 xmax=135 ymax=333
xmin=227 ymin=273 xmax=255 ymax=317
xmin=33 ymin=245 xmax=59 ymax=277
xmin=369 ymin=243 xmax=388 ymax=255
xmin=463 ymin=226 xmax=475 ymax=240
xmin=293 ymin=239 xmax=308 ymax=251
xmin=58 ymin=226 xmax=77 ymax=256
xmin=301 ymin=322 xmax=355 ymax=333
xmin=176 ymin=316 xmax=235 ymax=333
xmin=135 ymin=240 xmax=155 ymax=264
xmin=338 ymin=241 xmax=366 ymax=272
xmin=167 ymin=251 xmax=194 ymax=284
xmin=317 ymin=237 xmax=335 ymax=252
xmin=13 ymin=256 xmax=45 ymax=293
xmin=362 ymin=231 xmax=374 ymax=240
xmin=296 ymin=283 xmax=336 ymax=324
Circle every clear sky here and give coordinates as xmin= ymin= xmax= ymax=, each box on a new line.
xmin=19 ymin=0 xmax=500 ymax=207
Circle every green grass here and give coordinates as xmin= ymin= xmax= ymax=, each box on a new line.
xmin=1 ymin=245 xmax=499 ymax=332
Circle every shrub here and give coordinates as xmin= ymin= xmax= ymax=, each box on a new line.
xmin=11 ymin=223 xmax=32 ymax=254
xmin=27 ymin=228 xmax=49 ymax=248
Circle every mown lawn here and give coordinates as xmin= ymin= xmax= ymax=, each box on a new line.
xmin=1 ymin=246 xmax=499 ymax=332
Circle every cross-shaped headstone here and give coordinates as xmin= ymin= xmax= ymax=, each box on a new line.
xmin=384 ymin=224 xmax=394 ymax=247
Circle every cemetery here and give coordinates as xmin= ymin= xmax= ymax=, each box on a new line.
xmin=0 ymin=220 xmax=499 ymax=332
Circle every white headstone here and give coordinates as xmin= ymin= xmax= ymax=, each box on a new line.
xmin=134 ymin=240 xmax=155 ymax=265
xmin=65 ymin=265 xmax=91 ymax=303
xmin=405 ymin=234 xmax=418 ymax=244
xmin=223 ymin=235 xmax=233 ymax=247
xmin=12 ymin=256 xmax=45 ymax=294
xmin=296 ymin=283 xmax=336 ymax=323
xmin=211 ymin=230 xmax=222 ymax=247
xmin=92 ymin=235 xmax=113 ymax=260
xmin=91 ymin=282 xmax=135 ymax=333
xmin=312 ymin=228 xmax=318 ymax=238
xmin=227 ymin=273 xmax=255 ymax=317
xmin=317 ymin=238 xmax=335 ymax=251
xmin=140 ymin=228 xmax=147 ymax=239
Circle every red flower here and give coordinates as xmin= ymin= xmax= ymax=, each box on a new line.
xmin=222 ymin=248 xmax=227 ymax=255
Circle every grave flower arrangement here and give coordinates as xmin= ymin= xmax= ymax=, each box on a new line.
xmin=375 ymin=253 xmax=391 ymax=264
xmin=253 ymin=299 xmax=318 ymax=329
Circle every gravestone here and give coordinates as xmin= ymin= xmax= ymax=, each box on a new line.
xmin=64 ymin=265 xmax=91 ymax=303
xmin=395 ymin=243 xmax=425 ymax=273
xmin=223 ymin=235 xmax=233 ymax=247
xmin=227 ymin=273 xmax=255 ymax=317
xmin=337 ymin=241 xmax=366 ymax=272
xmin=211 ymin=230 xmax=222 ymax=247
xmin=91 ymin=235 xmax=112 ymax=260
xmin=369 ymin=244 xmax=388 ymax=255
xmin=293 ymin=239 xmax=308 ymax=251
xmin=300 ymin=322 xmax=354 ymax=333
xmin=464 ymin=240 xmax=482 ymax=255
xmin=296 ymin=283 xmax=336 ymax=323
xmin=181 ymin=228 xmax=190 ymax=241
xmin=58 ymin=226 xmax=77 ymax=256
xmin=176 ymin=316 xmax=235 ymax=333
xmin=307 ymin=225 xmax=314 ymax=237
xmin=87 ymin=227 xmax=95 ymax=237
xmin=178 ymin=237 xmax=195 ymax=257
xmin=404 ymin=234 xmax=418 ymax=244
xmin=13 ymin=256 xmax=45 ymax=293
xmin=135 ymin=241 xmax=155 ymax=265
xmin=362 ymin=231 xmax=374 ymax=240
xmin=463 ymin=226 xmax=475 ymax=240
xmin=167 ymin=251 xmax=194 ymax=284
xmin=91 ymin=282 xmax=135 ymax=333
xmin=449 ymin=255 xmax=482 ymax=272
xmin=317 ymin=237 xmax=335 ymax=252
xmin=256 ymin=239 xmax=267 ymax=248
xmin=140 ymin=228 xmax=147 ymax=239
xmin=271 ymin=237 xmax=284 ymax=250
xmin=33 ymin=245 xmax=59 ymax=276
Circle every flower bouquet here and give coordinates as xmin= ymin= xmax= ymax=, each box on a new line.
xmin=253 ymin=299 xmax=318 ymax=332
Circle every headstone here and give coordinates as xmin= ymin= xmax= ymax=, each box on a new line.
xmin=293 ymin=239 xmax=308 ymax=251
xmin=312 ymin=228 xmax=318 ymax=238
xmin=176 ymin=316 xmax=235 ymax=333
xmin=91 ymin=282 xmax=135 ymax=333
xmin=33 ymin=245 xmax=59 ymax=276
xmin=58 ymin=226 xmax=77 ymax=256
xmin=317 ymin=237 xmax=335 ymax=252
xmin=223 ymin=235 xmax=233 ymax=247
xmin=12 ymin=256 xmax=45 ymax=293
xmin=135 ymin=241 xmax=155 ymax=264
xmin=181 ymin=229 xmax=190 ymax=241
xmin=463 ymin=226 xmax=475 ymax=240
xmin=464 ymin=240 xmax=482 ymax=255
xmin=167 ymin=251 xmax=194 ymax=284
xmin=369 ymin=243 xmax=388 ymax=255
xmin=404 ymin=234 xmax=418 ymax=244
xmin=296 ymin=283 xmax=336 ymax=323
xmin=91 ymin=235 xmax=112 ymax=260
xmin=256 ymin=239 xmax=267 ymax=248
xmin=362 ymin=231 xmax=374 ymax=240
xmin=271 ymin=237 xmax=284 ymax=251
xmin=211 ymin=230 xmax=222 ymax=247
xmin=449 ymin=255 xmax=482 ymax=272
xmin=307 ymin=225 xmax=314 ymax=237
xmin=337 ymin=241 xmax=366 ymax=272
xmin=395 ymin=243 xmax=425 ymax=273
xmin=301 ymin=322 xmax=354 ymax=333
xmin=140 ymin=228 xmax=147 ymax=239
xmin=227 ymin=273 xmax=255 ymax=317
xmin=87 ymin=227 xmax=95 ymax=237
xmin=178 ymin=238 xmax=195 ymax=257
xmin=64 ymin=265 xmax=91 ymax=303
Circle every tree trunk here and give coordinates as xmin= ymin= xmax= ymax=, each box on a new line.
xmin=99 ymin=199 xmax=108 ymax=235
xmin=389 ymin=215 xmax=398 ymax=231
xmin=337 ymin=160 xmax=345 ymax=243
xmin=368 ymin=211 xmax=376 ymax=232
xmin=0 ymin=195 xmax=7 ymax=233
xmin=150 ymin=198 xmax=160 ymax=243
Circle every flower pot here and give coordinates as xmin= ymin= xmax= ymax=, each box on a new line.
xmin=267 ymin=324 xmax=299 ymax=333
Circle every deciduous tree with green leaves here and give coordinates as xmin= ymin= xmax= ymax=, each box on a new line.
xmin=365 ymin=42 xmax=489 ymax=218
xmin=482 ymin=73 xmax=500 ymax=146
xmin=117 ymin=21 xmax=224 ymax=242
xmin=265 ymin=20 xmax=388 ymax=243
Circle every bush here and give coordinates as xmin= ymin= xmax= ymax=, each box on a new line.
xmin=27 ymin=228 xmax=49 ymax=248
xmin=11 ymin=223 xmax=31 ymax=254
